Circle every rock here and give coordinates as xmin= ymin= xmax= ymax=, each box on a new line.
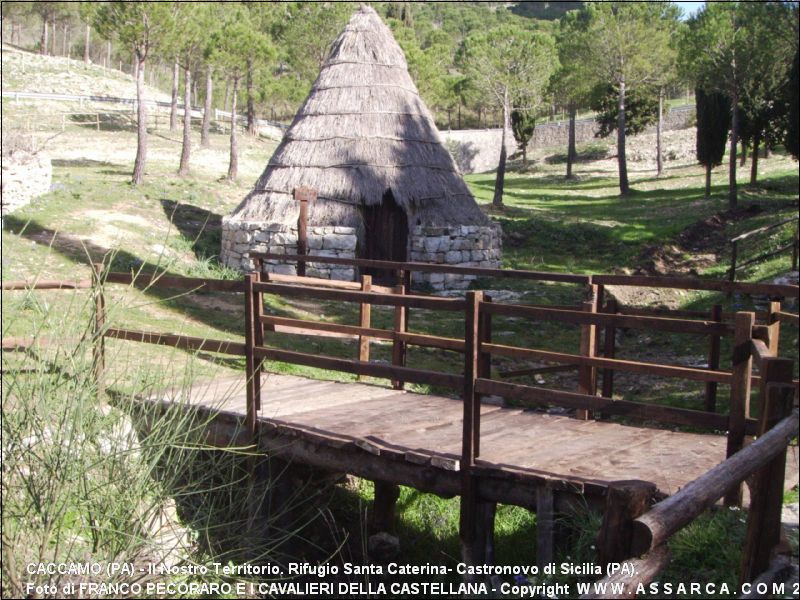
xmin=368 ymin=532 xmax=400 ymax=562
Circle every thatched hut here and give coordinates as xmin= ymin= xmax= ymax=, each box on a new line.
xmin=220 ymin=5 xmax=501 ymax=289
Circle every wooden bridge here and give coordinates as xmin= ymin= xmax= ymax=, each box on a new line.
xmin=4 ymin=255 xmax=799 ymax=595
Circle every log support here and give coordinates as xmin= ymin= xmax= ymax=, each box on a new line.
xmin=371 ymin=480 xmax=400 ymax=533
xmin=596 ymin=480 xmax=656 ymax=566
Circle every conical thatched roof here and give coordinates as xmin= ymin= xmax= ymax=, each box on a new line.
xmin=229 ymin=5 xmax=491 ymax=230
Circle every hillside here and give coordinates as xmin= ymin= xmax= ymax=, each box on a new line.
xmin=2 ymin=44 xmax=171 ymax=102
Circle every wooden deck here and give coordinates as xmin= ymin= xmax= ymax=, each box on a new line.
xmin=146 ymin=373 xmax=799 ymax=506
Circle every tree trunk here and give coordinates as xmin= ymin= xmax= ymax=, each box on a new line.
xmin=656 ymin=89 xmax=664 ymax=176
xmin=178 ymin=65 xmax=192 ymax=176
xmin=228 ymin=77 xmax=239 ymax=181
xmin=62 ymin=23 xmax=68 ymax=57
xmin=566 ymin=104 xmax=577 ymax=179
xmin=705 ymin=163 xmax=712 ymax=200
xmin=750 ymin=131 xmax=760 ymax=185
xmin=246 ymin=59 xmax=256 ymax=136
xmin=522 ymin=144 xmax=527 ymax=164
xmin=170 ymin=59 xmax=179 ymax=131
xmin=492 ymin=94 xmax=510 ymax=208
xmin=201 ymin=65 xmax=213 ymax=148
xmin=617 ymin=78 xmax=630 ymax=196
xmin=729 ymin=95 xmax=739 ymax=209
xmin=84 ymin=24 xmax=91 ymax=63
xmin=41 ymin=18 xmax=48 ymax=55
xmin=132 ymin=55 xmax=148 ymax=185
xmin=106 ymin=40 xmax=111 ymax=68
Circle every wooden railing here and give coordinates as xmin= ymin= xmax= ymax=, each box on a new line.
xmin=3 ymin=260 xmax=798 ymax=590
xmin=728 ymin=216 xmax=799 ymax=284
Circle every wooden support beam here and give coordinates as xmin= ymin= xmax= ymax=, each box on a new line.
xmin=766 ymin=300 xmax=781 ymax=356
xmin=459 ymin=290 xmax=483 ymax=567
xmin=725 ymin=312 xmax=755 ymax=507
xmin=391 ymin=284 xmax=407 ymax=390
xmin=601 ymin=298 xmax=617 ymax=398
xmin=740 ymin=381 xmax=794 ymax=585
xmin=371 ymin=480 xmax=400 ymax=533
xmin=704 ymin=304 xmax=723 ymax=413
xmin=358 ymin=275 xmax=372 ymax=379
xmin=577 ymin=285 xmax=598 ymax=419
xmin=294 ymin=187 xmax=316 ymax=277
xmin=596 ymin=480 xmax=656 ymax=566
xmin=244 ymin=273 xmax=257 ymax=436
xmin=536 ymin=486 xmax=555 ymax=568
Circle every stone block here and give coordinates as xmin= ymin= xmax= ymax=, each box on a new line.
xmin=323 ymin=234 xmax=357 ymax=251
xmin=308 ymin=236 xmax=324 ymax=250
xmin=445 ymin=250 xmax=463 ymax=263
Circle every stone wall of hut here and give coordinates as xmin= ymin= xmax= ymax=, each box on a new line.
xmin=220 ymin=219 xmax=502 ymax=290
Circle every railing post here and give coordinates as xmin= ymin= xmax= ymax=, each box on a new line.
xmin=252 ymin=261 xmax=264 ymax=412
xmin=391 ymin=284 xmax=407 ymax=390
xmin=577 ymin=284 xmax=598 ymax=419
xmin=478 ymin=294 xmax=492 ymax=402
xmin=601 ymin=297 xmax=618 ymax=398
xmin=703 ymin=304 xmax=723 ymax=412
xmin=244 ymin=273 xmax=257 ymax=436
xmin=596 ymin=480 xmax=657 ymax=567
xmin=91 ymin=262 xmax=106 ymax=397
xmin=357 ymin=275 xmax=372 ymax=378
xmin=766 ymin=300 xmax=781 ymax=356
xmin=725 ymin=311 xmax=755 ymax=507
xmin=460 ymin=290 xmax=485 ymax=567
xmin=739 ymin=366 xmax=794 ymax=585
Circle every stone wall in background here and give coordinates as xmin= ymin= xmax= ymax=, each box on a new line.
xmin=441 ymin=106 xmax=695 ymax=174
xmin=1 ymin=150 xmax=52 ymax=215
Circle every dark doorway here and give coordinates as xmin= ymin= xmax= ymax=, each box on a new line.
xmin=361 ymin=190 xmax=408 ymax=285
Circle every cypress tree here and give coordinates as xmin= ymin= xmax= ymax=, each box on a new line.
xmin=786 ymin=50 xmax=799 ymax=160
xmin=696 ymin=88 xmax=731 ymax=199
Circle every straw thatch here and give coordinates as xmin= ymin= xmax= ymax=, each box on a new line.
xmin=227 ymin=5 xmax=492 ymax=231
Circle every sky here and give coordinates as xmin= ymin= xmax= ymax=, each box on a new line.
xmin=673 ymin=1 xmax=705 ymax=19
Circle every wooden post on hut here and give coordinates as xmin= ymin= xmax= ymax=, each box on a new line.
xmin=294 ymin=187 xmax=317 ymax=277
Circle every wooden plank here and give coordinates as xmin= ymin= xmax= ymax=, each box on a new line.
xmin=254 ymin=281 xmax=466 ymax=311
xmin=536 ymin=486 xmax=555 ymax=568
xmin=483 ymin=302 xmax=734 ymax=336
xmin=254 ymin=347 xmax=463 ymax=390
xmin=1 ymin=279 xmax=93 ymax=290
xmin=264 ymin=271 xmax=394 ymax=295
xmin=104 ymin=271 xmax=245 ymax=292
xmin=631 ymin=408 xmax=799 ymax=556
xmin=104 ymin=328 xmax=246 ymax=355
xmin=255 ymin=252 xmax=591 ymax=284
xmin=482 ymin=343 xmax=733 ymax=384
xmin=593 ymin=274 xmax=799 ymax=299
xmin=244 ymin=273 xmax=257 ymax=435
xmin=725 ymin=312 xmax=755 ymax=507
xmin=473 ymin=378 xmax=752 ymax=432
xmin=778 ymin=311 xmax=799 ymax=325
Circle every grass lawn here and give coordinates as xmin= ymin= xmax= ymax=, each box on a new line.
xmin=3 ymin=47 xmax=798 ymax=596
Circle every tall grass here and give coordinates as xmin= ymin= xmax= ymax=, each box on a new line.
xmin=1 ymin=272 xmax=334 ymax=597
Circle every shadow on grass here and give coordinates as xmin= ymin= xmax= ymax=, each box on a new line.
xmin=160 ymin=199 xmax=222 ymax=261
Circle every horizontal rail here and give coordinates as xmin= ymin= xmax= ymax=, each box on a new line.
xmin=631 ymin=407 xmax=799 ymax=556
xmin=263 ymin=316 xmax=465 ymax=351
xmin=730 ymin=217 xmax=797 ymax=243
xmin=105 ymin=328 xmax=246 ymax=355
xmin=499 ymin=364 xmax=579 ymax=378
xmin=105 ymin=272 xmax=245 ymax=292
xmin=254 ymin=281 xmax=466 ymax=311
xmin=618 ymin=305 xmax=770 ymax=323
xmin=778 ymin=311 xmax=799 ymax=325
xmin=483 ymin=302 xmax=734 ymax=336
xmin=474 ymin=378 xmax=755 ymax=433
xmin=264 ymin=272 xmax=394 ymax=294
xmin=2 ymin=279 xmax=93 ymax=290
xmin=254 ymin=347 xmax=464 ymax=390
xmin=592 ymin=274 xmax=799 ymax=298
xmin=255 ymin=252 xmax=592 ymax=284
xmin=482 ymin=343 xmax=733 ymax=384
xmin=734 ymin=242 xmax=796 ymax=271
xmin=751 ymin=339 xmax=773 ymax=370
